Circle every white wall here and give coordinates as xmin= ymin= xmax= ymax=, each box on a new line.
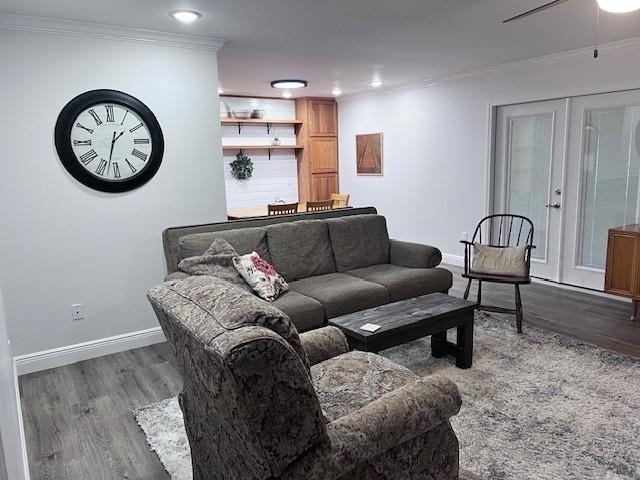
xmin=0 ymin=25 xmax=226 ymax=357
xmin=220 ymin=96 xmax=299 ymax=209
xmin=338 ymin=39 xmax=640 ymax=260
xmin=0 ymin=289 xmax=27 ymax=480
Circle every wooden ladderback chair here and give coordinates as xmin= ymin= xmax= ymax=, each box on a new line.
xmin=331 ymin=193 xmax=350 ymax=208
xmin=268 ymin=202 xmax=298 ymax=216
xmin=307 ymin=200 xmax=334 ymax=212
xmin=461 ymin=214 xmax=535 ymax=333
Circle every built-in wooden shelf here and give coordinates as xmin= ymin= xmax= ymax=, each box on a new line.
xmin=220 ymin=118 xmax=303 ymax=125
xmin=222 ymin=144 xmax=304 ymax=159
xmin=222 ymin=145 xmax=304 ymax=150
xmin=221 ymin=118 xmax=303 ymax=134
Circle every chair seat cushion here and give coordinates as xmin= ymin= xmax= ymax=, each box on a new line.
xmin=271 ymin=291 xmax=326 ymax=333
xmin=346 ymin=264 xmax=453 ymax=302
xmin=288 ymin=273 xmax=389 ymax=319
xmin=311 ymin=351 xmax=418 ymax=421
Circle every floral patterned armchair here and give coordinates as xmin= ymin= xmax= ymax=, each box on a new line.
xmin=147 ymin=275 xmax=464 ymax=480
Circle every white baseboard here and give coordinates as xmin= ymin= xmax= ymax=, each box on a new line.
xmin=442 ymin=253 xmax=464 ymax=267
xmin=12 ymin=359 xmax=30 ymax=480
xmin=14 ymin=326 xmax=166 ymax=375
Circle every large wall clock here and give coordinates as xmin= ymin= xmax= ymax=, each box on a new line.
xmin=55 ymin=89 xmax=164 ymax=193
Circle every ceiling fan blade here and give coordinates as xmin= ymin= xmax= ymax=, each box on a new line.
xmin=503 ymin=0 xmax=571 ymax=23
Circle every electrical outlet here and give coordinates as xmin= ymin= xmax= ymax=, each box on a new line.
xmin=461 ymin=232 xmax=468 ymax=241
xmin=71 ymin=303 xmax=84 ymax=321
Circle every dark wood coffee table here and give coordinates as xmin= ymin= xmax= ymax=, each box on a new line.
xmin=328 ymin=293 xmax=477 ymax=368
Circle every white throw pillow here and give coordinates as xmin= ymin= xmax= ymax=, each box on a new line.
xmin=233 ymin=251 xmax=289 ymax=302
xmin=471 ymin=244 xmax=527 ymax=277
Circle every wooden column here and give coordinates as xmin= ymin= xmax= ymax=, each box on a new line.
xmin=295 ymin=98 xmax=338 ymax=202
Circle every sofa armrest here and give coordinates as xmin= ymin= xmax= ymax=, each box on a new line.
xmin=164 ymin=271 xmax=189 ymax=282
xmin=390 ymin=239 xmax=443 ymax=268
xmin=280 ymin=376 xmax=461 ymax=479
xmin=328 ymin=376 xmax=461 ymax=460
xmin=299 ymin=326 xmax=349 ymax=366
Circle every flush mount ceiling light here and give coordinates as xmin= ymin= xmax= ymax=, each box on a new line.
xmin=369 ymin=79 xmax=384 ymax=88
xmin=597 ymin=0 xmax=640 ymax=12
xmin=331 ymin=87 xmax=343 ymax=96
xmin=271 ymin=80 xmax=308 ymax=89
xmin=169 ymin=10 xmax=202 ymax=23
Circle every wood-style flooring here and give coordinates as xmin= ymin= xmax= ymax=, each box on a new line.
xmin=20 ymin=266 xmax=640 ymax=479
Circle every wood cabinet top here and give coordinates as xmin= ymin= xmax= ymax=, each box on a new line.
xmin=609 ymin=224 xmax=640 ymax=234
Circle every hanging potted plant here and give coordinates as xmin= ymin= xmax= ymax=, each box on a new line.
xmin=230 ymin=151 xmax=254 ymax=180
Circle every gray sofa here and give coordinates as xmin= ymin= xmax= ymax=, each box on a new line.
xmin=162 ymin=207 xmax=453 ymax=331
xmin=148 ymin=275 xmax=463 ymax=479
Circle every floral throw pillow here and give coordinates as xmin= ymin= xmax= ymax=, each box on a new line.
xmin=178 ymin=238 xmax=253 ymax=293
xmin=233 ymin=251 xmax=289 ymax=302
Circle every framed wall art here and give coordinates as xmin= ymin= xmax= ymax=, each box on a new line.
xmin=356 ymin=132 xmax=383 ymax=175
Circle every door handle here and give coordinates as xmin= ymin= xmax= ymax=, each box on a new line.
xmin=545 ymin=203 xmax=561 ymax=209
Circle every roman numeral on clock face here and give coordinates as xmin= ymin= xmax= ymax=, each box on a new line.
xmin=113 ymin=162 xmax=121 ymax=179
xmin=131 ymin=149 xmax=148 ymax=162
xmin=129 ymin=123 xmax=143 ymax=133
xmin=76 ymin=123 xmax=94 ymax=134
xmin=95 ymin=159 xmax=108 ymax=176
xmin=88 ymin=109 xmax=102 ymax=125
xmin=125 ymin=159 xmax=137 ymax=174
xmin=105 ymin=105 xmax=115 ymax=123
xmin=73 ymin=140 xmax=92 ymax=146
xmin=79 ymin=149 xmax=98 ymax=165
xmin=134 ymin=138 xmax=149 ymax=144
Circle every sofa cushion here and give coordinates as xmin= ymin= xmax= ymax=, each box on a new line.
xmin=288 ymin=273 xmax=389 ymax=319
xmin=177 ymin=238 xmax=252 ymax=293
xmin=265 ymin=220 xmax=336 ymax=282
xmin=326 ymin=215 xmax=390 ymax=272
xmin=178 ymin=227 xmax=271 ymax=264
xmin=272 ymin=291 xmax=326 ymax=333
xmin=311 ymin=351 xmax=418 ymax=421
xmin=346 ymin=264 xmax=453 ymax=302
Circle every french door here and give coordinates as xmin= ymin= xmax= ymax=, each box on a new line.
xmin=494 ymin=99 xmax=567 ymax=282
xmin=494 ymin=90 xmax=640 ymax=290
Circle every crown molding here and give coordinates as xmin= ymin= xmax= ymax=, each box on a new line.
xmin=0 ymin=13 xmax=225 ymax=51
xmin=341 ymin=36 xmax=640 ymax=101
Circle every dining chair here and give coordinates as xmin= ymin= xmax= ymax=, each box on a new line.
xmin=460 ymin=214 xmax=535 ymax=333
xmin=268 ymin=202 xmax=298 ymax=216
xmin=307 ymin=199 xmax=334 ymax=212
xmin=331 ymin=193 xmax=350 ymax=208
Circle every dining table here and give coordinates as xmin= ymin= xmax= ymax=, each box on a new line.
xmin=227 ymin=203 xmax=352 ymax=220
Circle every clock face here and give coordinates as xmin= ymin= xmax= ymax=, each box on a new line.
xmin=55 ymin=90 xmax=164 ymax=193
xmin=71 ymin=104 xmax=152 ymax=182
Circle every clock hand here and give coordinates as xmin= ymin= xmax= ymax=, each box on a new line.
xmin=113 ymin=130 xmax=125 ymax=143
xmin=109 ymin=131 xmax=116 ymax=161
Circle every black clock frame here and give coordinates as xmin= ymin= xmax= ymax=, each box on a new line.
xmin=55 ymin=89 xmax=164 ymax=193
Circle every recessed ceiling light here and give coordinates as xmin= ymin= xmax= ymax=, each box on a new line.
xmin=169 ymin=10 xmax=202 ymax=23
xmin=271 ymin=80 xmax=308 ymax=89
xmin=369 ymin=79 xmax=384 ymax=88
xmin=282 ymin=91 xmax=293 ymax=99
xmin=331 ymin=87 xmax=342 ymax=96
xmin=597 ymin=0 xmax=640 ymax=12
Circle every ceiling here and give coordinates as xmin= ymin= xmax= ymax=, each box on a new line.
xmin=1 ymin=0 xmax=640 ymax=97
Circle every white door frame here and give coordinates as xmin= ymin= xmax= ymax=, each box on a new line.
xmin=493 ymin=99 xmax=568 ymax=282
